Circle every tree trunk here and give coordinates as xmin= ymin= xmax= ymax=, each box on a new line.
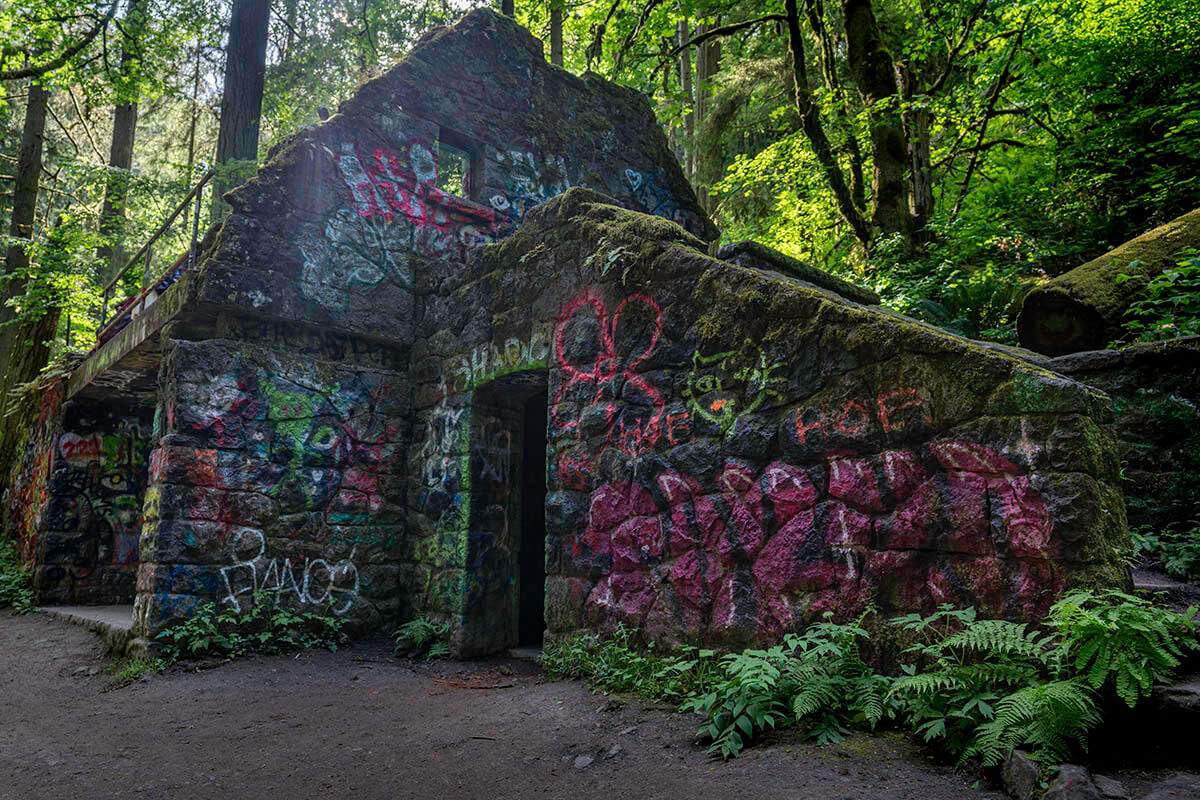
xmin=677 ymin=20 xmax=693 ymax=179
xmin=897 ymin=62 xmax=933 ymax=242
xmin=96 ymin=104 xmax=138 ymax=281
xmin=691 ymin=23 xmax=709 ymax=179
xmin=1018 ymin=209 xmax=1200 ymax=355
xmin=550 ymin=2 xmax=563 ymax=67
xmin=182 ymin=40 xmax=202 ymax=230
xmin=0 ymin=83 xmax=50 ymax=374
xmin=284 ymin=0 xmax=298 ymax=58
xmin=842 ymin=0 xmax=912 ymax=250
xmin=501 ymin=0 xmax=514 ymax=17
xmin=0 ymin=82 xmax=53 ymax=491
xmin=212 ymin=0 xmax=272 ymax=218
xmin=96 ymin=0 xmax=147 ymax=281
xmin=783 ymin=0 xmax=870 ymax=247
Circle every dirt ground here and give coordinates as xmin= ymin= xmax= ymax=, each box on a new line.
xmin=1 ymin=611 xmax=1009 ymax=800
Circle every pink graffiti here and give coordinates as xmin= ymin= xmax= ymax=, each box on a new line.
xmin=573 ymin=439 xmax=1059 ymax=640
xmin=551 ymin=290 xmax=664 ymax=455
xmin=334 ymin=142 xmax=502 ymax=259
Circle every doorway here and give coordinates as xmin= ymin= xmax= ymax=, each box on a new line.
xmin=460 ymin=372 xmax=548 ymax=656
xmin=518 ymin=390 xmax=547 ymax=645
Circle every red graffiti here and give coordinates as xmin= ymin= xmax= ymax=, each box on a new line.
xmin=665 ymin=412 xmax=691 ymax=446
xmin=794 ymin=387 xmax=933 ymax=446
xmin=337 ymin=143 xmax=498 ymax=228
xmin=551 ymin=290 xmax=665 ymax=455
xmin=556 ymin=453 xmax=592 ymax=491
xmin=58 ymin=435 xmax=102 ymax=463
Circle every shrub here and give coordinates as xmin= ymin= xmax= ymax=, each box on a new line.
xmin=1132 ymin=525 xmax=1200 ymax=581
xmin=887 ymin=605 xmax=1075 ymax=762
xmin=1117 ymin=251 xmax=1200 ymax=343
xmin=1048 ymin=589 xmax=1199 ymax=707
xmin=541 ymin=593 xmax=1194 ymax=765
xmin=541 ymin=623 xmax=722 ymax=703
xmin=155 ymin=591 xmax=346 ymax=661
xmin=0 ymin=538 xmax=35 ymax=614
xmin=392 ymin=616 xmax=451 ymax=659
xmin=684 ymin=612 xmax=894 ymax=758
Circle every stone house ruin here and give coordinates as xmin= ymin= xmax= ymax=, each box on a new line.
xmin=5 ymin=10 xmax=1130 ymax=656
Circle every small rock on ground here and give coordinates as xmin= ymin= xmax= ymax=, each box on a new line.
xmin=1093 ymin=775 xmax=1128 ymax=800
xmin=1044 ymin=764 xmax=1102 ymax=800
xmin=1141 ymin=773 xmax=1200 ymax=800
xmin=1002 ymin=750 xmax=1041 ymax=800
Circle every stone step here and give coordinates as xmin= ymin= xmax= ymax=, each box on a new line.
xmin=1133 ymin=568 xmax=1200 ymax=613
xmin=508 ymin=646 xmax=542 ymax=664
xmin=39 ymin=605 xmax=137 ymax=657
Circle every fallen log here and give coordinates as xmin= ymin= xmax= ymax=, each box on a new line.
xmin=1017 ymin=208 xmax=1200 ymax=355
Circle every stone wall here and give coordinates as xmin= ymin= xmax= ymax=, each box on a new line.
xmin=3 ymin=377 xmax=152 ymax=606
xmin=124 ymin=8 xmax=709 ymax=640
xmin=4 ymin=378 xmax=66 ymax=572
xmin=135 ymin=329 xmax=409 ymax=634
xmin=1048 ymin=337 xmax=1200 ymax=531
xmin=34 ymin=400 xmax=152 ymax=604
xmin=412 ymin=189 xmax=1129 ymax=654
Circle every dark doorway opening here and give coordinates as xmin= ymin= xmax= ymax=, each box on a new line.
xmin=518 ymin=389 xmax=547 ymax=645
xmin=461 ymin=371 xmax=548 ymax=656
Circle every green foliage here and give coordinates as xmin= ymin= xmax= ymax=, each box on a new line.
xmin=964 ymin=680 xmax=1101 ymax=767
xmin=106 ymin=656 xmax=169 ymax=682
xmin=541 ymin=594 xmax=1198 ymax=766
xmin=1131 ymin=525 xmax=1200 ymax=580
xmin=683 ymin=612 xmax=894 ymax=758
xmin=0 ymin=538 xmax=35 ymax=614
xmin=392 ymin=616 xmax=451 ymax=660
xmin=541 ymin=623 xmax=722 ymax=703
xmin=1116 ymin=252 xmax=1200 ymax=343
xmin=154 ymin=591 xmax=346 ymax=662
xmin=887 ymin=606 xmax=1063 ymax=761
xmin=1048 ymin=589 xmax=1199 ymax=707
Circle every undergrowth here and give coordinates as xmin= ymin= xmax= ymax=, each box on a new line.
xmin=542 ymin=591 xmax=1199 ymax=766
xmin=541 ymin=623 xmax=722 ymax=703
xmin=392 ymin=616 xmax=451 ymax=659
xmin=106 ymin=656 xmax=169 ymax=683
xmin=1132 ymin=525 xmax=1200 ymax=581
xmin=0 ymin=538 xmax=35 ymax=614
xmin=155 ymin=591 xmax=346 ymax=662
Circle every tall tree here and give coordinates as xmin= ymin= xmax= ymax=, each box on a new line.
xmin=212 ymin=0 xmax=272 ymax=217
xmin=0 ymin=82 xmax=53 ymax=484
xmin=550 ymin=0 xmax=564 ymax=67
xmin=97 ymin=0 xmax=149 ymax=280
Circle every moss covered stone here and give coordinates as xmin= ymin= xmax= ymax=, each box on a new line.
xmin=1018 ymin=209 xmax=1200 ymax=355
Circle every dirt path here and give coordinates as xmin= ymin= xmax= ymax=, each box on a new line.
xmin=0 ymin=612 xmax=1000 ymax=800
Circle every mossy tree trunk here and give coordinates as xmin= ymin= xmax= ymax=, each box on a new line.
xmin=0 ymin=83 xmax=59 ymax=493
xmin=212 ymin=0 xmax=272 ymax=219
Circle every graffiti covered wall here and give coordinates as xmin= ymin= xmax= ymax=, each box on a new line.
xmin=61 ymin=10 xmax=1126 ymax=655
xmin=4 ymin=379 xmax=66 ymax=572
xmin=29 ymin=399 xmax=153 ymax=604
xmin=411 ymin=188 xmax=1129 ymax=653
xmin=134 ymin=331 xmax=409 ymax=633
xmin=108 ymin=9 xmax=710 ymax=638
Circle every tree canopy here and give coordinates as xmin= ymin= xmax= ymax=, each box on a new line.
xmin=1 ymin=0 xmax=1197 ymax=361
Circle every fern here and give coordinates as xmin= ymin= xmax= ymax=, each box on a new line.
xmin=965 ymin=680 xmax=1100 ymax=766
xmin=685 ymin=610 xmax=895 ymax=758
xmin=888 ymin=606 xmax=1058 ymax=759
xmin=1049 ymin=589 xmax=1199 ymax=707
xmin=392 ymin=616 xmax=451 ymax=659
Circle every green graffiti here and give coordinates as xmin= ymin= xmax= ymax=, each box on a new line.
xmin=682 ymin=339 xmax=786 ymax=432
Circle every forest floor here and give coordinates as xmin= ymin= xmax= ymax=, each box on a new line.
xmin=0 ymin=611 xmax=1007 ymax=800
